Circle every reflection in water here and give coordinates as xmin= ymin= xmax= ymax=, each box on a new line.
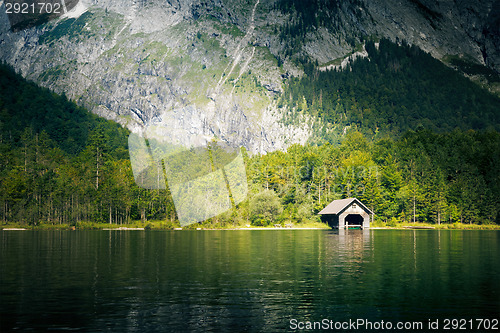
xmin=0 ymin=230 xmax=499 ymax=332
xmin=323 ymin=229 xmax=372 ymax=273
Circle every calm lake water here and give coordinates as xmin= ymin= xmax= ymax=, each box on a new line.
xmin=1 ymin=230 xmax=499 ymax=332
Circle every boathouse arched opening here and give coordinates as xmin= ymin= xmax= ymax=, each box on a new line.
xmin=345 ymin=214 xmax=364 ymax=227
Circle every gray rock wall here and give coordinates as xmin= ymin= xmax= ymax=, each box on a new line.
xmin=0 ymin=0 xmax=497 ymax=154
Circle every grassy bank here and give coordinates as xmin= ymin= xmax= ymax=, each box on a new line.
xmin=2 ymin=221 xmax=499 ymax=230
xmin=371 ymin=221 xmax=500 ymax=230
xmin=0 ymin=221 xmax=176 ymax=231
xmin=0 ymin=220 xmax=329 ymax=231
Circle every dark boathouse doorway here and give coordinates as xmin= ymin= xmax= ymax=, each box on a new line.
xmin=345 ymin=214 xmax=364 ymax=227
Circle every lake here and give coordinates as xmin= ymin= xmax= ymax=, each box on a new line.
xmin=1 ymin=229 xmax=499 ymax=332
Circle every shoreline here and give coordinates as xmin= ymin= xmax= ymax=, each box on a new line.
xmin=2 ymin=225 xmax=500 ymax=231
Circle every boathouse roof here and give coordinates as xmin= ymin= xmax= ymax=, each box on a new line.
xmin=318 ymin=198 xmax=373 ymax=216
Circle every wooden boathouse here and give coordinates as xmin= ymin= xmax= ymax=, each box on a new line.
xmin=318 ymin=198 xmax=372 ymax=229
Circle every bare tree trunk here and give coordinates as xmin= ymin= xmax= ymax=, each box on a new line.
xmin=413 ymin=195 xmax=416 ymax=223
xmin=96 ymin=147 xmax=100 ymax=190
xmin=24 ymin=144 xmax=27 ymax=173
xmin=318 ymin=180 xmax=321 ymax=204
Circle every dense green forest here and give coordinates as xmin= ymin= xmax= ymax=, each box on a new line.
xmin=280 ymin=39 xmax=500 ymax=143
xmin=0 ymin=63 xmax=175 ymax=226
xmin=246 ymin=130 xmax=499 ymax=226
xmin=1 ymin=60 xmax=499 ymax=228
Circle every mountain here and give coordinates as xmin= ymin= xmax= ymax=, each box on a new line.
xmin=0 ymin=0 xmax=499 ymax=153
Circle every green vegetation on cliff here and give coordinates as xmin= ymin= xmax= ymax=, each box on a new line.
xmin=280 ymin=39 xmax=500 ymax=143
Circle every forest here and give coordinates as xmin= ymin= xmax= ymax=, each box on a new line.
xmin=0 ymin=63 xmax=174 ymax=226
xmin=0 ymin=54 xmax=499 ymax=228
xmin=246 ymin=129 xmax=499 ymax=226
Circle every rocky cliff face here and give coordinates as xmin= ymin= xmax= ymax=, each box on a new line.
xmin=0 ymin=0 xmax=498 ymax=153
xmin=364 ymin=0 xmax=499 ymax=71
